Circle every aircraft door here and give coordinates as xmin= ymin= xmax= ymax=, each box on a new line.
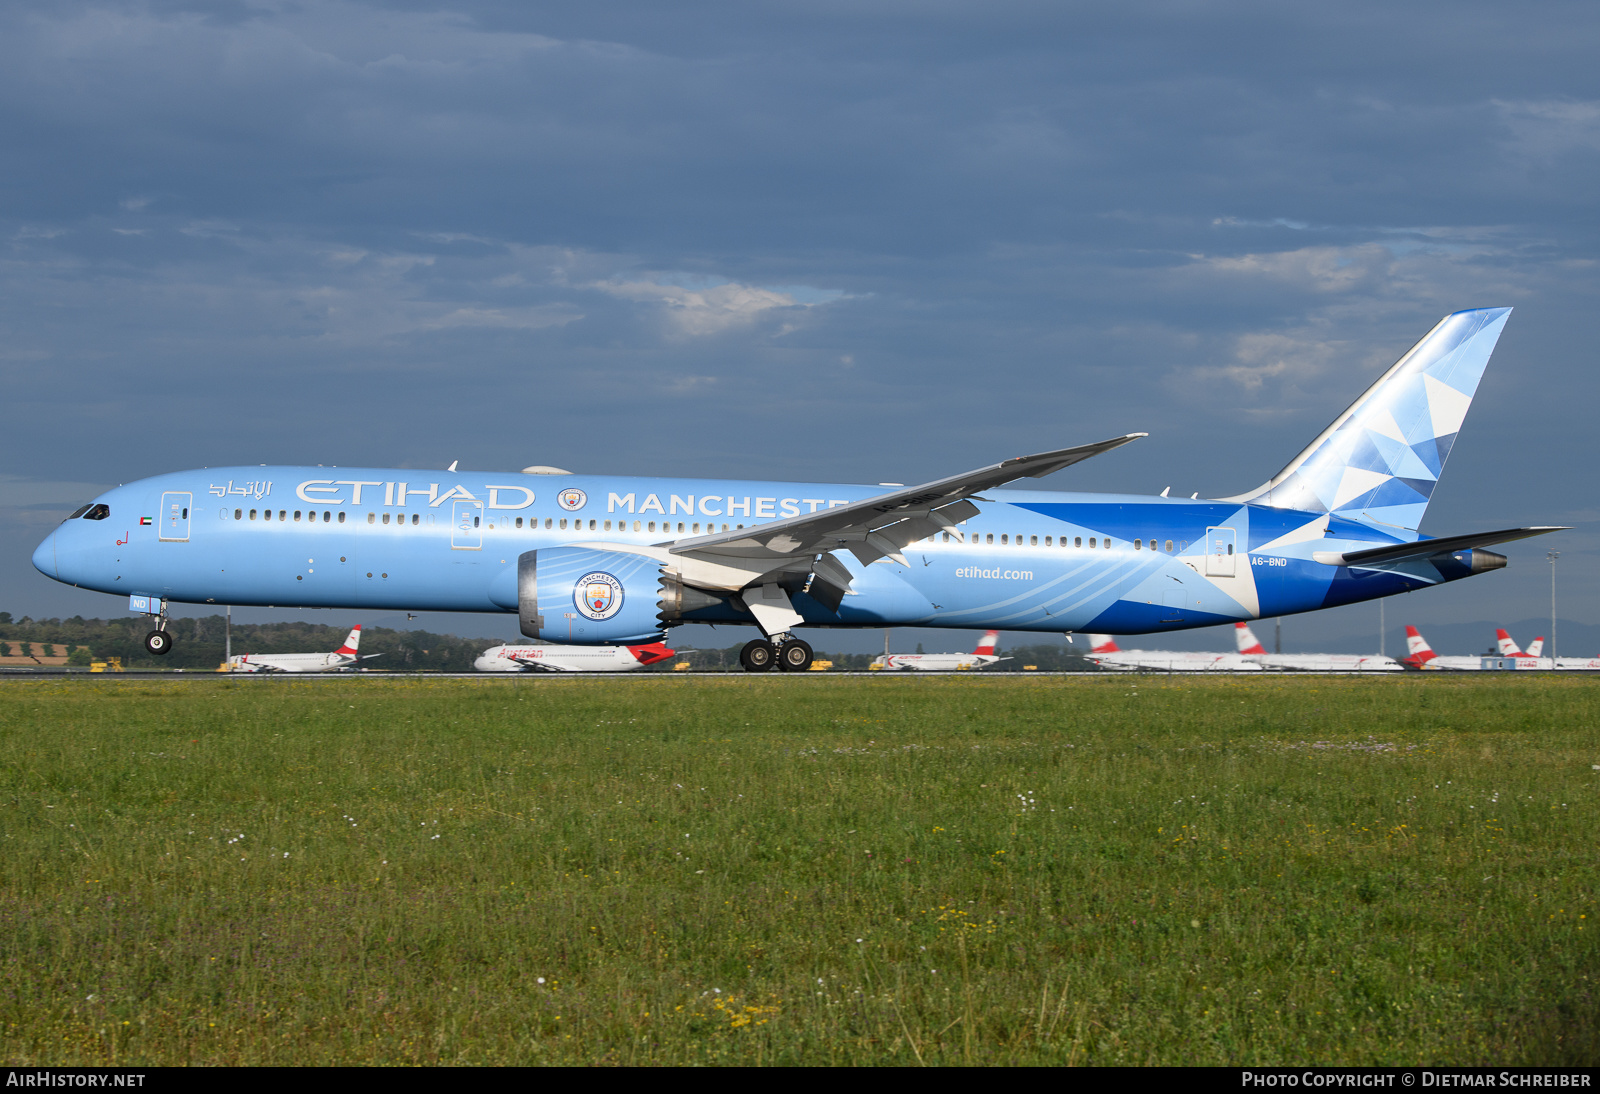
xmin=159 ymin=492 xmax=192 ymax=542
xmin=1205 ymin=526 xmax=1236 ymax=577
xmin=451 ymin=499 xmax=484 ymax=550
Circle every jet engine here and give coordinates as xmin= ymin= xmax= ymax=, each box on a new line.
xmin=512 ymin=546 xmax=669 ymax=644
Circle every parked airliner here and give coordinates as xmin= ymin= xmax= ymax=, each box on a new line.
xmin=1491 ymin=630 xmax=1600 ymax=670
xmin=227 ymin=625 xmax=374 ymax=673
xmin=870 ymin=631 xmax=1007 ymax=671
xmin=1084 ymin=634 xmax=1260 ymax=672
xmin=474 ymin=640 xmax=675 ymax=672
xmin=34 ymin=309 xmax=1562 ymax=672
xmin=1233 ymin=622 xmax=1402 ymax=671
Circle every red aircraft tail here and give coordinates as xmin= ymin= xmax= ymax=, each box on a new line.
xmin=627 ymin=642 xmax=676 ymax=666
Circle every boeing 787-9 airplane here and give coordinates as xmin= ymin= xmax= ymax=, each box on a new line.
xmin=34 ymin=309 xmax=1561 ymax=672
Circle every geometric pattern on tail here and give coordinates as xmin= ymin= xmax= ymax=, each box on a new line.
xmin=1230 ymin=308 xmax=1511 ymax=530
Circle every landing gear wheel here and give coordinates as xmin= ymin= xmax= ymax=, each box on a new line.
xmin=739 ymin=639 xmax=774 ymax=673
xmin=144 ymin=630 xmax=172 ymax=656
xmin=778 ymin=638 xmax=814 ymax=672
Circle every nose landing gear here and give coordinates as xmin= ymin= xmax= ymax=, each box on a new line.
xmin=144 ymin=629 xmax=172 ymax=656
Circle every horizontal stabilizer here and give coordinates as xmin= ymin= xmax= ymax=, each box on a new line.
xmin=1312 ymin=526 xmax=1566 ymax=568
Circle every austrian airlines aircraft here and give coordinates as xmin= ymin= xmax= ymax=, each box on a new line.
xmin=474 ymin=641 xmax=675 ymax=673
xmin=1084 ymin=634 xmax=1259 ymax=672
xmin=227 ymin=625 xmax=373 ymax=673
xmin=1233 ymin=622 xmax=1402 ymax=672
xmin=870 ymin=631 xmax=1008 ymax=671
xmin=33 ymin=309 xmax=1563 ymax=673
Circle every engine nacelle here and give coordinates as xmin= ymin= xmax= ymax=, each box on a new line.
xmin=515 ymin=546 xmax=667 ymax=644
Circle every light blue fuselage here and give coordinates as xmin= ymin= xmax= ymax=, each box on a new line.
xmin=32 ymin=465 xmax=1482 ymax=639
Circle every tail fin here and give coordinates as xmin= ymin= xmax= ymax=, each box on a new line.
xmin=335 ymin=625 xmax=361 ymax=656
xmin=1234 ymin=622 xmax=1268 ymax=654
xmin=973 ymin=630 xmax=1000 ymax=656
xmin=1526 ymin=637 xmax=1544 ymax=658
xmin=1224 ymin=308 xmax=1511 ymax=530
xmin=1404 ymin=625 xmax=1436 ymax=664
xmin=1495 ymin=629 xmax=1522 ymax=656
xmin=628 ymin=642 xmax=675 ymax=666
xmin=1089 ymin=635 xmax=1119 ymax=654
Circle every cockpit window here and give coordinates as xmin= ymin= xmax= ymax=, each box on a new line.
xmin=82 ymin=504 xmax=110 ymax=521
xmin=65 ymin=505 xmax=92 ymax=521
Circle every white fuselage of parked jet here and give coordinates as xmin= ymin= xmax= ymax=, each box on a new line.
xmin=870 ymin=630 xmax=1007 ymax=671
xmin=228 ymin=625 xmax=369 ymax=673
xmin=474 ymin=640 xmax=674 ymax=672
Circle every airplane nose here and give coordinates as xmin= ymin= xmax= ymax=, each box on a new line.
xmin=32 ymin=530 xmax=57 ymax=579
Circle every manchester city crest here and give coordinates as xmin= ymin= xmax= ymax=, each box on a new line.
xmin=574 ymin=571 xmax=624 ymax=621
xmin=557 ymin=488 xmax=588 ymax=511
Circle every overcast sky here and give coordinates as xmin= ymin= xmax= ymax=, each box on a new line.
xmin=3 ymin=0 xmax=1595 ymax=652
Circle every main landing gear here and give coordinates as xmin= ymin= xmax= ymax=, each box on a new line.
xmin=740 ymin=636 xmax=813 ymax=673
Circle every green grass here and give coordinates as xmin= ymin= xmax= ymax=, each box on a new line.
xmin=1 ymin=674 xmax=1596 ymax=1065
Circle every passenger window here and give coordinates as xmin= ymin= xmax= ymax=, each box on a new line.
xmin=985 ymin=533 xmax=993 ymax=544
xmin=1088 ymin=537 xmax=1096 ymax=549
xmin=648 ymin=521 xmax=656 ymax=532
xmin=1044 ymin=536 xmax=1051 ymax=546
xmin=382 ymin=513 xmax=390 ymax=525
xmin=1030 ymin=535 xmax=1037 ymax=546
xmin=366 ymin=513 xmax=374 ymax=524
xmin=235 ymin=509 xmax=242 ymax=520
xmin=249 ymin=509 xmax=257 ymax=520
xmin=515 ymin=517 xmax=523 ymax=529
xmin=1105 ymin=538 xmax=1112 ymax=549
xmin=692 ymin=523 xmax=701 ymax=534
xmin=678 ymin=523 xmax=685 ymax=533
xmin=544 ymin=518 xmax=552 ymax=530
xmin=942 ymin=532 xmax=950 ymax=542
xmin=589 ymin=520 xmax=596 ymax=531
xmin=1135 ymin=539 xmax=1142 ymax=550
xmin=1165 ymin=539 xmax=1173 ymax=552
xmin=279 ymin=510 xmax=286 ymax=521
xmin=1000 ymin=534 xmax=1008 ymax=544
xmin=411 ymin=514 xmax=419 ymax=526
xmin=633 ymin=520 xmax=641 ymax=532
xmin=294 ymin=511 xmax=302 ymax=521
xmin=1074 ymin=536 xmax=1081 ymax=548
xmin=559 ymin=519 xmax=567 ymax=530
xmin=604 ymin=521 xmax=611 ymax=532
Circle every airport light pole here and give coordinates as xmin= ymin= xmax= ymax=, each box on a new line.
xmin=1548 ymin=549 xmax=1560 ymax=661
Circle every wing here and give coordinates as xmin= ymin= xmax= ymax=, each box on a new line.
xmin=670 ymin=434 xmax=1145 ymax=566
xmin=631 ymin=434 xmax=1143 ymax=636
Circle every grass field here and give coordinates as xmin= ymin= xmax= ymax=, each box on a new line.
xmin=1 ymin=674 xmax=1596 ymax=1066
